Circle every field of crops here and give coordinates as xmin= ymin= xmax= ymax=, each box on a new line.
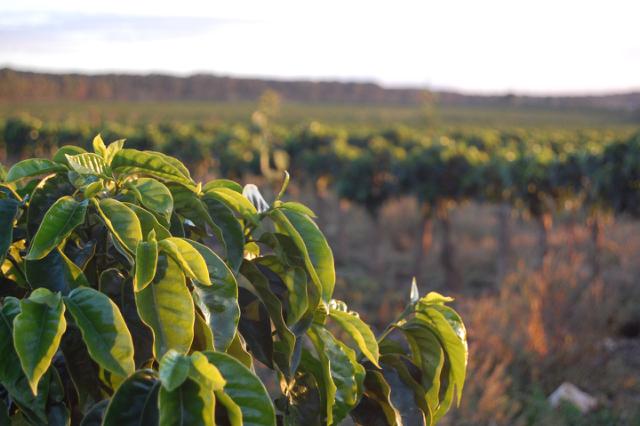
xmin=1 ymin=101 xmax=640 ymax=424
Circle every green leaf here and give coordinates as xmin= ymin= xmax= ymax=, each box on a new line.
xmin=203 ymin=187 xmax=259 ymax=225
xmin=25 ymin=248 xmax=82 ymax=294
xmin=135 ymin=254 xmax=194 ymax=358
xmin=270 ymin=208 xmax=335 ymax=302
xmin=26 ymin=196 xmax=88 ymax=260
xmin=102 ymin=370 xmax=160 ymax=426
xmin=26 ymin=173 xmax=74 ymax=239
xmin=53 ymin=145 xmax=87 ymax=167
xmin=352 ymin=370 xmax=402 ymax=426
xmin=191 ymin=310 xmax=215 ymax=352
xmin=95 ymin=198 xmax=143 ymax=253
xmin=159 ymin=349 xmax=191 ymax=392
xmin=6 ymin=159 xmax=67 ymax=182
xmin=188 ymin=351 xmax=226 ymax=391
xmin=63 ymin=287 xmax=135 ymax=377
xmin=83 ymin=180 xmax=104 ymax=198
xmin=0 ymin=197 xmax=19 ymax=264
xmin=80 ymin=400 xmax=109 ymax=426
xmin=58 ymin=248 xmax=91 ymax=288
xmin=127 ymin=177 xmax=173 ymax=221
xmin=65 ymin=153 xmax=112 ymax=178
xmin=203 ymin=351 xmax=276 ymax=426
xmin=240 ymin=261 xmax=296 ymax=376
xmin=158 ymin=237 xmax=211 ymax=286
xmin=0 ymin=299 xmax=49 ymax=424
xmin=111 ymin=149 xmax=195 ymax=187
xmin=105 ymin=139 xmax=126 ymax=165
xmin=400 ymin=320 xmax=445 ymax=416
xmin=13 ymin=288 xmax=67 ymax=394
xmin=59 ymin=324 xmax=103 ymax=413
xmin=279 ymin=201 xmax=316 ymax=218
xmin=92 ymin=134 xmax=108 ymax=158
xmin=202 ymin=179 xmax=243 ymax=193
xmin=188 ymin=241 xmax=239 ymax=351
xmin=124 ymin=202 xmax=172 ymax=240
xmin=151 ymin=151 xmax=192 ymax=179
xmin=415 ymin=307 xmax=467 ymax=409
xmin=379 ymin=357 xmax=429 ymax=425
xmin=307 ymin=325 xmax=365 ymax=425
xmin=256 ymin=256 xmax=308 ymax=327
xmin=329 ymin=308 xmax=380 ymax=367
xmin=225 ymin=333 xmax=253 ymax=369
xmin=169 ymin=183 xmax=215 ymax=230
xmin=134 ymin=239 xmax=158 ymax=292
xmin=159 ymin=378 xmax=215 ymax=426
xmin=202 ymin=196 xmax=244 ymax=273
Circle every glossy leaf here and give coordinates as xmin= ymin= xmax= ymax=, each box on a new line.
xmin=134 ymin=239 xmax=158 ymax=292
xmin=241 ymin=261 xmax=296 ymax=376
xmin=59 ymin=323 xmax=103 ymax=413
xmin=13 ymin=288 xmax=67 ymax=394
xmin=189 ymin=351 xmax=226 ymax=391
xmin=65 ymin=153 xmax=112 ymax=178
xmin=53 ymin=146 xmax=86 ymax=166
xmin=111 ymin=149 xmax=195 ymax=187
xmin=329 ymin=308 xmax=380 ymax=367
xmin=25 ymin=248 xmax=81 ymax=294
xmin=6 ymin=159 xmax=67 ymax=182
xmin=95 ymin=198 xmax=143 ymax=253
xmin=189 ymin=240 xmax=239 ymax=351
xmin=203 ymin=187 xmax=259 ymax=225
xmin=202 ymin=179 xmax=243 ymax=193
xmin=127 ymin=177 xmax=173 ymax=220
xmin=0 ymin=197 xmax=19 ymax=264
xmin=307 ymin=325 xmax=365 ymax=425
xmin=125 ymin=202 xmax=172 ymax=240
xmin=270 ymin=208 xmax=335 ymax=302
xmin=135 ymin=254 xmax=194 ymax=358
xmin=203 ymin=351 xmax=276 ymax=426
xmin=158 ymin=237 xmax=211 ymax=286
xmin=102 ymin=370 xmax=160 ymax=426
xmin=159 ymin=378 xmax=215 ymax=426
xmin=26 ymin=196 xmax=88 ymax=260
xmin=0 ymin=299 xmax=50 ymax=424
xmin=105 ymin=139 xmax=126 ymax=165
xmin=63 ymin=287 xmax=136 ymax=377
xmin=202 ymin=196 xmax=244 ymax=273
xmin=159 ymin=350 xmax=191 ymax=392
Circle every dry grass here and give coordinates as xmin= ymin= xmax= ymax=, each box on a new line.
xmin=306 ymin=192 xmax=640 ymax=425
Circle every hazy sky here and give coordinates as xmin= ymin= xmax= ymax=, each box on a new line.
xmin=1 ymin=0 xmax=639 ymax=94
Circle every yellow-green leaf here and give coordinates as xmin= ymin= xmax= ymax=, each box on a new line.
xmin=63 ymin=287 xmax=135 ymax=377
xmin=158 ymin=237 xmax=211 ymax=286
xmin=13 ymin=288 xmax=67 ymax=394
xmin=26 ymin=196 xmax=88 ymax=260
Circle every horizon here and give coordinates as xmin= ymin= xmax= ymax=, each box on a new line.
xmin=1 ymin=1 xmax=639 ymax=96
xmin=3 ymin=66 xmax=640 ymax=99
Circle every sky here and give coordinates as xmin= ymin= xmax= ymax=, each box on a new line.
xmin=1 ymin=0 xmax=639 ymax=95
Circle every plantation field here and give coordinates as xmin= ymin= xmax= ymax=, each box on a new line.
xmin=1 ymin=102 xmax=640 ymax=425
xmin=1 ymin=100 xmax=637 ymax=129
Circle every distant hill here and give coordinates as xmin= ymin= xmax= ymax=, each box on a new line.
xmin=1 ymin=68 xmax=639 ymax=112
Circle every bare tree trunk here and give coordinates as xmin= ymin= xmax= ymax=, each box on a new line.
xmin=496 ymin=203 xmax=512 ymax=285
xmin=588 ymin=212 xmax=604 ymax=281
xmin=535 ymin=212 xmax=553 ymax=270
xmin=412 ymin=204 xmax=433 ymax=282
xmin=438 ymin=201 xmax=460 ymax=291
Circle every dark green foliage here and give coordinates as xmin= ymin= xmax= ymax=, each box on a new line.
xmin=0 ymin=136 xmax=467 ymax=425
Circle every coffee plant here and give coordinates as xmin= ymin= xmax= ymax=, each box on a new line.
xmin=0 ymin=135 xmax=468 ymax=425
